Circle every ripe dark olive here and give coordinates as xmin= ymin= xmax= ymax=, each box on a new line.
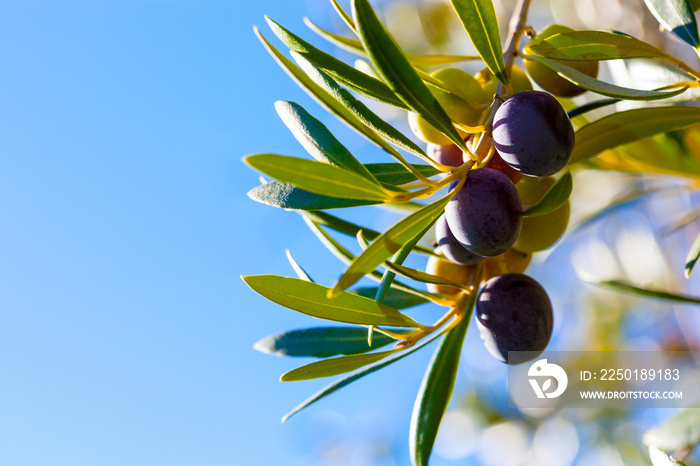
xmin=476 ymin=273 xmax=553 ymax=365
xmin=445 ymin=168 xmax=522 ymax=257
xmin=427 ymin=143 xmax=464 ymax=167
xmin=435 ymin=214 xmax=483 ymax=265
xmin=493 ymin=91 xmax=574 ymax=177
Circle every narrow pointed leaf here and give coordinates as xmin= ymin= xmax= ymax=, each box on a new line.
xmin=267 ymin=18 xmax=407 ymax=108
xmin=366 ymin=163 xmax=441 ymax=185
xmin=449 ymin=0 xmax=508 ymax=85
xmin=255 ymin=29 xmax=409 ymax=159
xmin=644 ymin=407 xmax=700 ymax=452
xmin=685 ymin=232 xmax=700 ymax=277
xmin=294 ymin=54 xmax=432 ymax=161
xmin=281 ymin=349 xmax=399 ymax=381
xmin=245 ymin=154 xmax=390 ymax=201
xmin=644 ymin=0 xmax=700 ymax=47
xmin=526 ymin=30 xmax=685 ymax=64
xmin=384 ymin=261 xmax=469 ymax=289
xmin=352 ymin=287 xmax=429 ymax=309
xmin=282 ymin=328 xmax=448 ymax=422
xmin=410 ymin=293 xmax=476 ymax=466
xmin=275 ymin=101 xmax=379 ymax=182
xmin=587 ymin=278 xmax=700 ymax=305
xmin=523 ymin=171 xmax=573 ymax=218
xmin=331 ymin=190 xmax=456 ymax=294
xmin=568 ymin=99 xmax=620 ymax=119
xmin=572 ymin=107 xmax=700 ymax=163
xmin=243 ymin=275 xmax=424 ymax=327
xmin=248 ymin=180 xmax=379 ymax=210
xmin=352 ymin=0 xmax=468 ymax=151
xmin=330 ymin=0 xmax=356 ymax=32
xmin=522 ymin=55 xmax=688 ymax=101
xmin=254 ymin=326 xmax=402 ymax=358
xmin=304 ymin=18 xmax=481 ymax=66
xmin=286 ymin=250 xmax=315 ymax=282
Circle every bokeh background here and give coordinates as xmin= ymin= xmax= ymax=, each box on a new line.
xmin=2 ymin=0 xmax=700 ymax=465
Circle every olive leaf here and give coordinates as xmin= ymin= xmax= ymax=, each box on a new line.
xmin=523 ymin=171 xmax=573 ymax=218
xmin=254 ymin=326 xmax=404 ymax=358
xmin=684 ymin=232 xmax=700 ymax=277
xmin=644 ymin=0 xmax=700 ymax=48
xmin=248 ymin=180 xmax=380 ymax=211
xmin=449 ymin=0 xmax=508 ymax=85
xmin=584 ymin=277 xmax=700 ymax=305
xmin=243 ymin=275 xmax=425 ymax=328
xmin=286 ymin=250 xmax=315 ymax=282
xmin=281 ymin=349 xmax=400 ymax=381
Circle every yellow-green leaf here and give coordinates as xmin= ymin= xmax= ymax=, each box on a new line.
xmin=644 ymin=0 xmax=700 ymax=48
xmin=523 ymin=171 xmax=573 ymax=218
xmin=281 ymin=349 xmax=398 ymax=381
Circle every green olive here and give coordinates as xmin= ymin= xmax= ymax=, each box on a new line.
xmin=523 ymin=25 xmax=599 ymax=97
xmin=483 ymin=248 xmax=532 ymax=281
xmin=425 ymin=255 xmax=474 ymax=295
xmin=513 ymin=176 xmax=570 ymax=253
xmin=476 ymin=65 xmax=533 ymax=99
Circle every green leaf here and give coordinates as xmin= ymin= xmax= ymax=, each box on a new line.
xmin=286 ymin=250 xmax=315 ymax=282
xmin=567 ymin=98 xmax=620 ymax=119
xmin=331 ymin=190 xmax=456 ymax=295
xmin=644 ymin=0 xmax=700 ymax=48
xmin=254 ymin=326 xmax=402 ymax=358
xmin=365 ymin=163 xmax=441 ymax=186
xmin=523 ymin=171 xmax=573 ymax=218
xmin=248 ymin=180 xmax=379 ymax=211
xmin=449 ymin=0 xmax=508 ymax=85
xmin=685 ymin=232 xmax=700 ymax=277
xmin=352 ymin=286 xmax=429 ymax=309
xmin=281 ymin=349 xmax=398 ymax=381
xmin=245 ymin=154 xmax=390 ymax=201
xmin=526 ymin=30 xmax=685 ymax=63
xmin=384 ymin=261 xmax=468 ymax=289
xmin=586 ymin=278 xmax=700 ymax=305
xmin=274 ymin=101 xmax=379 ymax=182
xmin=304 ymin=18 xmax=481 ymax=66
xmin=243 ymin=275 xmax=424 ymax=328
xmin=255 ymin=29 xmax=411 ymax=162
xmin=293 ymin=54 xmax=433 ymax=162
xmin=266 ymin=18 xmax=407 ymax=108
xmin=351 ymin=0 xmax=468 ymax=151
xmin=329 ymin=0 xmax=356 ymax=33
xmin=521 ymin=55 xmax=688 ymax=101
xmin=572 ymin=106 xmax=700 ymax=163
xmin=282 ymin=327 xmax=449 ymax=422
xmin=304 ymin=210 xmax=440 ymax=257
xmin=410 ymin=293 xmax=476 ymax=466
xmin=644 ymin=407 xmax=700 ymax=452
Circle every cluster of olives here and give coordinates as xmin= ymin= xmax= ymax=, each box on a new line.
xmin=411 ymin=37 xmax=586 ymax=364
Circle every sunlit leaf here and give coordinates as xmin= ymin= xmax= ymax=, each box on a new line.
xmin=331 ymin=190 xmax=456 ymax=295
xmin=248 ymin=180 xmax=380 ymax=211
xmin=644 ymin=407 xmax=700 ymax=452
xmin=245 ymin=154 xmax=390 ymax=201
xmin=352 ymin=287 xmax=430 ymax=309
xmin=567 ymin=98 xmax=620 ymax=119
xmin=352 ymin=0 xmax=467 ymax=151
xmin=685 ymin=232 xmax=700 ymax=277
xmin=449 ymin=0 xmax=507 ymax=85
xmin=275 ymin=101 xmax=379 ymax=182
xmin=365 ymin=163 xmax=441 ymax=185
xmin=644 ymin=0 xmax=700 ymax=47
xmin=254 ymin=326 xmax=404 ymax=357
xmin=267 ymin=18 xmax=407 ymax=108
xmin=410 ymin=293 xmax=476 ymax=466
xmin=282 ymin=327 xmax=449 ymax=422
xmin=521 ymin=55 xmax=688 ymax=101
xmin=571 ymin=106 xmax=700 ymax=163
xmin=281 ymin=349 xmax=399 ymax=381
xmin=523 ymin=172 xmax=573 ymax=218
xmin=384 ymin=261 xmax=468 ymax=289
xmin=648 ymin=447 xmax=688 ymax=466
xmin=243 ymin=275 xmax=424 ymax=327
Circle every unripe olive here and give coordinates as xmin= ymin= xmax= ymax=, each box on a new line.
xmin=513 ymin=176 xmax=570 ymax=253
xmin=523 ymin=25 xmax=599 ymax=97
xmin=427 ymin=143 xmax=464 ymax=167
xmin=476 ymin=65 xmax=533 ymax=99
xmin=425 ymin=255 xmax=474 ymax=295
xmin=483 ymin=248 xmax=532 ymax=281
xmin=408 ymin=68 xmax=489 ymax=144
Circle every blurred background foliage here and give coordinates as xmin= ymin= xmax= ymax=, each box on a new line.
xmin=269 ymin=0 xmax=700 ymax=464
